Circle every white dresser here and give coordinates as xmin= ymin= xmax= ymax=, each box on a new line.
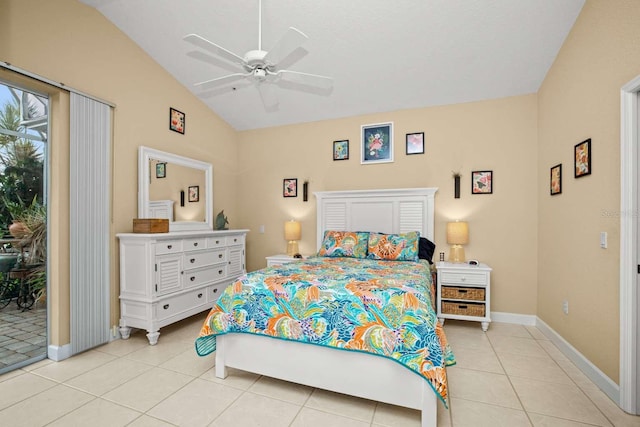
xmin=117 ymin=229 xmax=248 ymax=344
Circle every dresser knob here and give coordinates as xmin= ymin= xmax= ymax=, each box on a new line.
xmin=197 ymin=293 xmax=203 ymax=298
xmin=193 ymin=242 xmax=198 ymax=247
xmin=215 ymin=240 xmax=220 ymax=244
xmin=218 ymin=270 xmax=223 ymax=275
xmin=163 ymin=304 xmax=169 ymax=310
xmin=167 ymin=245 xmax=172 ymax=249
xmin=190 ymin=276 xmax=195 ymax=281
xmin=190 ymin=258 xmax=196 ymax=263
xmin=213 ymin=288 xmax=218 ymax=293
xmin=234 ymin=238 xmax=237 ymax=242
xmin=218 ymin=254 xmax=223 ymax=259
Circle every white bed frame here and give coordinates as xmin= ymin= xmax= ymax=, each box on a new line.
xmin=215 ymin=188 xmax=440 ymax=427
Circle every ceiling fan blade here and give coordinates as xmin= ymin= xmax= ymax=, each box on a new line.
xmin=184 ymin=34 xmax=246 ymax=66
xmin=263 ymin=27 xmax=308 ymax=66
xmin=275 ymin=70 xmax=333 ymax=90
xmin=186 ymin=50 xmax=243 ymax=73
xmin=194 ymin=73 xmax=249 ymax=90
xmin=256 ymin=82 xmax=279 ymax=110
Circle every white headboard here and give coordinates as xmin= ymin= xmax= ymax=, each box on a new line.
xmin=314 ymin=188 xmax=438 ymax=250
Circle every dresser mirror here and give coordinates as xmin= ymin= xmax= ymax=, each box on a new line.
xmin=138 ymin=146 xmax=213 ymax=231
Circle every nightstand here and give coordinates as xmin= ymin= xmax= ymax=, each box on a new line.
xmin=265 ymin=254 xmax=304 ymax=267
xmin=436 ymin=261 xmax=492 ymax=331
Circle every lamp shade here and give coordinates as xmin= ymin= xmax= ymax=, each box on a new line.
xmin=446 ymin=221 xmax=469 ymax=245
xmin=284 ymin=220 xmax=301 ymax=241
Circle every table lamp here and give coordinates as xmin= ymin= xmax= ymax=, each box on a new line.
xmin=446 ymin=221 xmax=469 ymax=263
xmin=284 ymin=220 xmax=301 ymax=256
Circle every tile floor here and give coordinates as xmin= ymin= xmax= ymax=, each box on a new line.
xmin=0 ymin=315 xmax=639 ymax=426
xmin=0 ymin=303 xmax=47 ymax=370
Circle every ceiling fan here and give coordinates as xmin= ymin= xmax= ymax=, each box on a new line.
xmin=184 ymin=0 xmax=332 ymax=109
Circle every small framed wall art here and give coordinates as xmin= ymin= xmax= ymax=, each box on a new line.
xmin=405 ymin=132 xmax=424 ymax=155
xmin=333 ymin=140 xmax=349 ymax=160
xmin=361 ymin=122 xmax=393 ymax=164
xmin=156 ymin=162 xmax=166 ymax=178
xmin=283 ymin=178 xmax=297 ymax=197
xmin=550 ymin=164 xmax=562 ymax=195
xmin=471 ymin=170 xmax=493 ymax=194
xmin=170 ymin=107 xmax=185 ymax=134
xmin=188 ymin=185 xmax=199 ymax=202
xmin=574 ymin=138 xmax=591 ymax=178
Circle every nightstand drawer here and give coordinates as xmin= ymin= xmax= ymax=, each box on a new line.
xmin=441 ymin=286 xmax=485 ymax=301
xmin=442 ymin=301 xmax=485 ymax=317
xmin=439 ymin=271 xmax=487 ymax=286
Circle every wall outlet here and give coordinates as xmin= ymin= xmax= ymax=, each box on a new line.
xmin=562 ymin=300 xmax=569 ymax=315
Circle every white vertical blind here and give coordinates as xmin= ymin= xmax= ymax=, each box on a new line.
xmin=69 ymin=93 xmax=111 ymax=354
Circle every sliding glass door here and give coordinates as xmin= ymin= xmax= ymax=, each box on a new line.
xmin=0 ymin=81 xmax=48 ymax=374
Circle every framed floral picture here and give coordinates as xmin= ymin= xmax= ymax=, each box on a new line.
xmin=471 ymin=170 xmax=493 ymax=194
xmin=574 ymin=138 xmax=591 ymax=178
xmin=188 ymin=185 xmax=199 ymax=202
xmin=155 ymin=162 xmax=166 ymax=178
xmin=333 ymin=140 xmax=349 ymax=160
xmin=405 ymin=132 xmax=424 ymax=155
xmin=170 ymin=107 xmax=185 ymax=134
xmin=550 ymin=164 xmax=562 ymax=195
xmin=361 ymin=122 xmax=393 ymax=164
xmin=283 ymin=178 xmax=297 ymax=197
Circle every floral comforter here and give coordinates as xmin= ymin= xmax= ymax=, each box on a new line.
xmin=195 ymin=257 xmax=455 ymax=403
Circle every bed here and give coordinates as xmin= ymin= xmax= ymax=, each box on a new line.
xmin=195 ymin=188 xmax=452 ymax=427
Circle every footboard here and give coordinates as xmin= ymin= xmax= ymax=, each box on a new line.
xmin=215 ymin=333 xmax=438 ymax=427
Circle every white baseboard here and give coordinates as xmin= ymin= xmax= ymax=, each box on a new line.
xmin=535 ymin=317 xmax=619 ymax=405
xmin=47 ymin=343 xmax=72 ymax=361
xmin=491 ymin=311 xmax=537 ymax=326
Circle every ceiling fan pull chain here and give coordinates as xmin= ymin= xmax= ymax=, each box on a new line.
xmin=258 ymin=0 xmax=262 ymax=51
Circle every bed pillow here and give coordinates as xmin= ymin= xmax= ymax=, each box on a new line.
xmin=367 ymin=231 xmax=420 ymax=261
xmin=317 ymin=231 xmax=369 ymax=258
xmin=419 ymin=237 xmax=436 ymax=264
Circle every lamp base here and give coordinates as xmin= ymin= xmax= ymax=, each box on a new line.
xmin=448 ymin=245 xmax=466 ymax=263
xmin=286 ymin=241 xmax=299 ymax=256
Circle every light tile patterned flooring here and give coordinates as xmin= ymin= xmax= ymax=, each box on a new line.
xmin=0 ymin=315 xmax=638 ymax=426
xmin=0 ymin=304 xmax=46 ymax=370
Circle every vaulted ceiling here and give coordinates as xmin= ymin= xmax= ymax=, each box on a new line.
xmin=80 ymin=0 xmax=585 ymax=131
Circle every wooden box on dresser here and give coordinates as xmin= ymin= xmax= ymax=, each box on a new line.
xmin=117 ymin=229 xmax=248 ymax=345
xmin=436 ymin=261 xmax=492 ymax=331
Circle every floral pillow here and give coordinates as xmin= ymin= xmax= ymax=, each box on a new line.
xmin=367 ymin=231 xmax=420 ymax=261
xmin=317 ymin=231 xmax=369 ymax=258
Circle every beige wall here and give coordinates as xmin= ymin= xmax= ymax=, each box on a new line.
xmin=1 ymin=0 xmax=239 ymax=343
xmin=238 ymin=95 xmax=539 ymax=315
xmin=538 ymin=0 xmax=640 ymax=383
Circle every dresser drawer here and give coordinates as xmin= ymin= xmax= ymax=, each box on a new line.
xmin=227 ymin=234 xmax=245 ymax=246
xmin=155 ymin=240 xmax=183 ymax=255
xmin=439 ymin=271 xmax=487 ymax=286
xmin=207 ymin=283 xmax=226 ymax=303
xmin=207 ymin=236 xmax=227 ymax=248
xmin=441 ymin=286 xmax=485 ymax=301
xmin=183 ymin=237 xmax=206 ymax=252
xmin=183 ymin=249 xmax=226 ymax=269
xmin=156 ymin=290 xmax=207 ymax=321
xmin=184 ymin=265 xmax=227 ymax=287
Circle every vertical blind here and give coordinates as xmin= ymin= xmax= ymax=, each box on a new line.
xmin=69 ymin=93 xmax=111 ymax=354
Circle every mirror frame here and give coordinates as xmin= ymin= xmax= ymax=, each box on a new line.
xmin=138 ymin=146 xmax=213 ymax=232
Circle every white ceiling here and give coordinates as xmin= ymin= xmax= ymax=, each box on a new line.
xmin=80 ymin=0 xmax=584 ymax=131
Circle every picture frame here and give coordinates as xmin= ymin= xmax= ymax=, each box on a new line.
xmin=333 ymin=140 xmax=349 ymax=160
xmin=170 ymin=107 xmax=185 ymax=134
xmin=283 ymin=178 xmax=297 ymax=198
xmin=405 ymin=132 xmax=424 ymax=155
xmin=471 ymin=170 xmax=493 ymax=194
xmin=361 ymin=122 xmax=393 ymax=164
xmin=574 ymin=138 xmax=591 ymax=178
xmin=155 ymin=162 xmax=166 ymax=179
xmin=550 ymin=164 xmax=562 ymax=195
xmin=188 ymin=185 xmax=199 ymax=202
